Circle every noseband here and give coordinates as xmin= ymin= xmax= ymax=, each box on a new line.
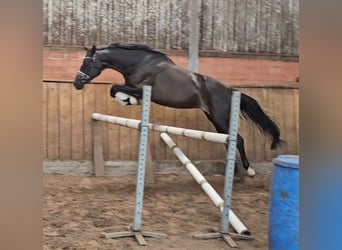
xmin=77 ymin=55 xmax=102 ymax=82
xmin=77 ymin=70 xmax=91 ymax=82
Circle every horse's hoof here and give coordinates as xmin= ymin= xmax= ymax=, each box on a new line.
xmin=247 ymin=167 xmax=256 ymax=177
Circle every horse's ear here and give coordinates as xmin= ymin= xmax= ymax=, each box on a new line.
xmin=83 ymin=46 xmax=89 ymax=51
xmin=90 ymin=45 xmax=96 ymax=55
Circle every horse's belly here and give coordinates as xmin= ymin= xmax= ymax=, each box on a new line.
xmin=153 ymin=97 xmax=200 ymax=109
xmin=151 ymin=85 xmax=202 ymax=109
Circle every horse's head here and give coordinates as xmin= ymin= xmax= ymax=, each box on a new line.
xmin=74 ymin=45 xmax=104 ymax=90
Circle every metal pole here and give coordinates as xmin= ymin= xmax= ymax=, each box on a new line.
xmin=132 ymin=86 xmax=152 ymax=231
xmin=101 ymin=86 xmax=167 ymax=245
xmin=221 ymin=91 xmax=241 ymax=233
xmin=188 ymin=0 xmax=200 ymax=72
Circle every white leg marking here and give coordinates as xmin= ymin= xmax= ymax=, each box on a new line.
xmin=247 ymin=166 xmax=256 ymax=177
xmin=114 ymin=92 xmax=139 ymax=105
xmin=128 ymin=96 xmax=138 ymax=105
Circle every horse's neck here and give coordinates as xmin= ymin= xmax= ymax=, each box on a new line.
xmin=100 ymin=49 xmax=168 ymax=76
xmin=98 ymin=49 xmax=141 ymax=73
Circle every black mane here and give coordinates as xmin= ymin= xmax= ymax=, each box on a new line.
xmin=100 ymin=42 xmax=167 ymax=57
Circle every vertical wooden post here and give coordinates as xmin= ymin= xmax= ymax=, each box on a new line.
xmin=93 ymin=119 xmax=104 ymax=176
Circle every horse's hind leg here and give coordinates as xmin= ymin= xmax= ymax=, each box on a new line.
xmin=237 ymin=134 xmax=256 ymax=177
xmin=204 ymin=112 xmax=256 ymax=177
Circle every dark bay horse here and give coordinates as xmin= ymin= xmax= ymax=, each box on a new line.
xmin=74 ymin=42 xmax=283 ymax=177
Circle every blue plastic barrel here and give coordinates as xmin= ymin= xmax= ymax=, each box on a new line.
xmin=269 ymin=155 xmax=299 ymax=250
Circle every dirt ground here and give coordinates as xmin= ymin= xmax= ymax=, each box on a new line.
xmin=43 ymin=171 xmax=271 ymax=250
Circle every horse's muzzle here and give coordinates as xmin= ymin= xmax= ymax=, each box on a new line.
xmin=74 ymin=71 xmax=90 ymax=90
xmin=74 ymin=80 xmax=85 ymax=90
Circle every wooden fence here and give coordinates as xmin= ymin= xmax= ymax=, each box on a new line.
xmin=43 ymin=82 xmax=298 ymax=163
xmin=43 ymin=0 xmax=299 ymax=55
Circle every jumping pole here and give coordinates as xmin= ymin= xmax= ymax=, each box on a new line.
xmin=160 ymin=132 xmax=250 ymax=236
xmin=101 ymin=86 xmax=167 ymax=245
xmin=91 ymin=114 xmax=230 ymax=144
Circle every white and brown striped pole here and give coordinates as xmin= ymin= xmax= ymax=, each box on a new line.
xmin=91 ymin=113 xmax=229 ymax=144
xmin=160 ymin=132 xmax=249 ymax=235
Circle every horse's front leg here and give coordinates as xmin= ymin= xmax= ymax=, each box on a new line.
xmin=110 ymin=85 xmax=142 ymax=105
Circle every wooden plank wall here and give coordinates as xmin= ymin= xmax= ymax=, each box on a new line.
xmin=43 ymin=0 xmax=299 ymax=55
xmin=43 ymin=83 xmax=299 ymax=163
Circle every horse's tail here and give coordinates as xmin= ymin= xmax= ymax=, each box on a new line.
xmin=240 ymin=93 xmax=284 ymax=149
